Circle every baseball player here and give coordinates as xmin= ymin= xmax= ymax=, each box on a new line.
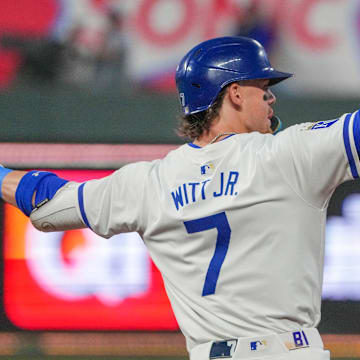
xmin=0 ymin=36 xmax=354 ymax=360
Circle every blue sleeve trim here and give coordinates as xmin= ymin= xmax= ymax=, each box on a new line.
xmin=343 ymin=113 xmax=359 ymax=178
xmin=78 ymin=183 xmax=91 ymax=229
xmin=353 ymin=110 xmax=360 ymax=160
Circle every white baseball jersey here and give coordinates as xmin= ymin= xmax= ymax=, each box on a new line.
xmin=76 ymin=111 xmax=359 ymax=352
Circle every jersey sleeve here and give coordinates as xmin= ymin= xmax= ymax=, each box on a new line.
xmin=273 ymin=111 xmax=360 ymax=208
xmin=77 ymin=161 xmax=153 ymax=238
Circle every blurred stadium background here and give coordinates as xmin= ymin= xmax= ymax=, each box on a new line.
xmin=1 ymin=0 xmax=360 ymax=359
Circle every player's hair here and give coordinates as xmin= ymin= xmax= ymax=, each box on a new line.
xmin=177 ymin=83 xmax=232 ymax=141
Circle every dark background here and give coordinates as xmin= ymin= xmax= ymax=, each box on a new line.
xmin=0 ymin=84 xmax=359 ymax=144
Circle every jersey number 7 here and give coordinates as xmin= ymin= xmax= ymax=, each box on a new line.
xmin=184 ymin=212 xmax=231 ymax=296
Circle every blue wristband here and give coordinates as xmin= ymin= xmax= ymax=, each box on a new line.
xmin=34 ymin=173 xmax=68 ymax=206
xmin=0 ymin=167 xmax=13 ymax=199
xmin=15 ymin=171 xmax=68 ymax=216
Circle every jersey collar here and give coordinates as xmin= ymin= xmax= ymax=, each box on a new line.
xmin=187 ymin=134 xmax=237 ymax=149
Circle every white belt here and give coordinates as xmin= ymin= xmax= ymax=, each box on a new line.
xmin=190 ymin=328 xmax=324 ymax=360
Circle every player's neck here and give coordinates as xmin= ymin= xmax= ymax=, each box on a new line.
xmin=193 ymin=114 xmax=247 ymax=147
xmin=194 ymin=132 xmax=239 ymax=147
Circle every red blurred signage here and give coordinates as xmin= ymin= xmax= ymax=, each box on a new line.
xmin=0 ymin=0 xmax=60 ymax=88
xmin=4 ymin=170 xmax=178 ymax=330
xmin=0 ymin=0 xmax=342 ymax=90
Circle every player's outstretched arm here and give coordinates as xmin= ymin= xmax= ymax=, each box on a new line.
xmin=0 ymin=167 xmax=68 ymax=215
xmin=0 ymin=167 xmax=86 ymax=232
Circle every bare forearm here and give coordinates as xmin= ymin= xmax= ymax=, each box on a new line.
xmin=1 ymin=170 xmax=27 ymax=207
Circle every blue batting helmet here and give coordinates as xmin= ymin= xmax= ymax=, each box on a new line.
xmin=175 ymin=36 xmax=293 ymax=115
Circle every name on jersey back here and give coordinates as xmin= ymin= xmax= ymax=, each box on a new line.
xmin=171 ymin=171 xmax=239 ymax=211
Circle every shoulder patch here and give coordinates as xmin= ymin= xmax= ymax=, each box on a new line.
xmin=309 ymin=118 xmax=339 ymax=130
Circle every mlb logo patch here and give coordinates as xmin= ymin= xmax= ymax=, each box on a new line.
xmin=200 ymin=162 xmax=214 ymax=175
xmin=250 ymin=340 xmax=267 ymax=351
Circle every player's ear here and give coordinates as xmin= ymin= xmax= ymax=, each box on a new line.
xmin=227 ymin=82 xmax=243 ymax=107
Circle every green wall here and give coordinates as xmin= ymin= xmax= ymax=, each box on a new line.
xmin=0 ymin=85 xmax=359 ymax=144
